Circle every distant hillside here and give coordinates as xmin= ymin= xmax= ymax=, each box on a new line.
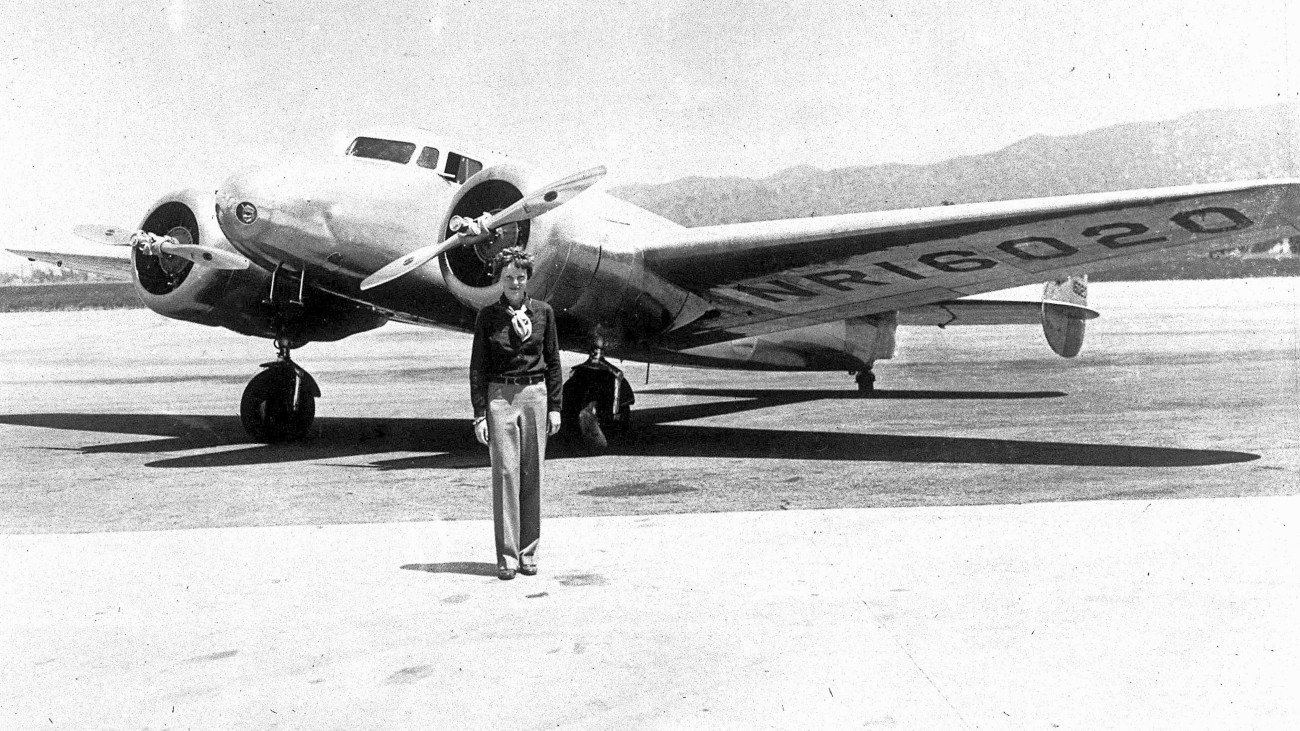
xmin=611 ymin=103 xmax=1300 ymax=225
xmin=610 ymin=103 xmax=1300 ymax=282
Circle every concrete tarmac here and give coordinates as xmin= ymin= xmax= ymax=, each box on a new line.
xmin=2 ymin=279 xmax=1300 ymax=728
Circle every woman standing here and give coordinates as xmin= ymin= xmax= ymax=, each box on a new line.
xmin=469 ymin=247 xmax=563 ymax=580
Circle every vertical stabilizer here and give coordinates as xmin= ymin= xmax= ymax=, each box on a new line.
xmin=1042 ymin=275 xmax=1089 ymax=358
xmin=1043 ymin=274 xmax=1088 ymax=308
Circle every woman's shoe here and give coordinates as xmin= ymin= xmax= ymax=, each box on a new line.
xmin=498 ymin=568 xmax=516 ymax=580
xmin=518 ymin=564 xmax=538 ymax=576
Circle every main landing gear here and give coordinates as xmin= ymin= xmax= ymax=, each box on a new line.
xmin=852 ymin=365 xmax=876 ymax=394
xmin=240 ymin=265 xmax=321 ymax=443
xmin=561 ymin=349 xmax=634 ymax=451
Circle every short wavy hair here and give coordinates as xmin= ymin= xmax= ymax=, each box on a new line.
xmin=492 ymin=247 xmax=534 ymax=280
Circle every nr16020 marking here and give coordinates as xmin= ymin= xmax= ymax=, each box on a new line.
xmin=727 ymin=206 xmax=1254 ymax=304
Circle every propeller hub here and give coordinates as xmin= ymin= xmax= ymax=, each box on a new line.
xmin=152 ymin=227 xmax=192 ymax=278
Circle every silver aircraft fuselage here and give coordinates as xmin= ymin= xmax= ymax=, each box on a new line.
xmin=212 ymin=150 xmax=712 ymax=358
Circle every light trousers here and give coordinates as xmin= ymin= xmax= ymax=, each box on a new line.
xmin=486 ymin=382 xmax=548 ymax=570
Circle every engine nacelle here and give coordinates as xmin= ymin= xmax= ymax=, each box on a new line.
xmin=134 ymin=189 xmax=385 ymax=346
xmin=436 ymin=163 xmax=561 ymax=309
xmin=436 ymin=163 xmax=709 ymax=353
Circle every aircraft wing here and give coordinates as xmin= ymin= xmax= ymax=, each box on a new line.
xmin=646 ymin=179 xmax=1300 ymax=343
xmin=5 ymin=241 xmax=133 ymax=280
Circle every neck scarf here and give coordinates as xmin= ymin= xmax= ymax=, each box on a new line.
xmin=507 ymin=301 xmax=532 ymax=340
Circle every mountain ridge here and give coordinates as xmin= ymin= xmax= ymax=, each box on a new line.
xmin=610 ymin=102 xmax=1300 ymax=227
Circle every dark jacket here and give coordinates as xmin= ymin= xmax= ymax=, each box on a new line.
xmin=469 ymin=295 xmax=563 ymax=418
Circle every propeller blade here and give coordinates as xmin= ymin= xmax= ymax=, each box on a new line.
xmin=485 ymin=165 xmax=606 ymax=228
xmin=359 ymin=233 xmax=465 ymax=291
xmin=73 ymin=224 xmax=250 ymax=270
xmin=360 ymin=165 xmax=606 ymax=291
xmin=159 ymin=243 xmax=251 ymax=270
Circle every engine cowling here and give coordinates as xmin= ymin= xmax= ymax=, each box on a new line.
xmin=436 ymin=164 xmax=709 ymax=353
xmin=436 ymin=164 xmax=555 ymax=310
xmin=133 ymin=189 xmax=386 ymax=346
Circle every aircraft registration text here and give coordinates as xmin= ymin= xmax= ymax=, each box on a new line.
xmin=714 ymin=204 xmax=1261 ymax=309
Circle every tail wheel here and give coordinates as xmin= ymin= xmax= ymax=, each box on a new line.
xmin=855 ymin=369 xmax=876 ymax=394
xmin=241 ymin=364 xmax=316 ymax=442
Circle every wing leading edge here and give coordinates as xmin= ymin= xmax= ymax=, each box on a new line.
xmin=647 ymin=179 xmax=1300 ymax=346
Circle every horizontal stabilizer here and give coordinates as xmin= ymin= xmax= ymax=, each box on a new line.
xmin=897 ymin=298 xmax=1098 ymax=327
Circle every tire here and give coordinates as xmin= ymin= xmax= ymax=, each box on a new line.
xmin=855 ymin=370 xmax=876 ymax=394
xmin=560 ymin=363 xmax=634 ymax=451
xmin=240 ymin=366 xmax=316 ymax=442
xmin=575 ymin=400 xmax=608 ymax=451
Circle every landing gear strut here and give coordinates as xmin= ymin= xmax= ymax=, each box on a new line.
xmin=240 ymin=266 xmax=321 ymax=442
xmin=561 ymin=349 xmax=634 ymax=451
xmin=853 ymin=366 xmax=876 ymax=394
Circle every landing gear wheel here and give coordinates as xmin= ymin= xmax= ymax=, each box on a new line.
xmin=576 ymin=401 xmax=608 ymax=451
xmin=855 ymin=369 xmax=876 ymax=394
xmin=571 ymin=396 xmax=632 ymax=451
xmin=562 ymin=353 xmax=634 ymax=452
xmin=241 ymin=364 xmax=317 ymax=442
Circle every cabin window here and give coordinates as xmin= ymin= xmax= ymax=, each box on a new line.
xmin=443 ymin=152 xmax=483 ymax=183
xmin=346 ymin=137 xmax=416 ymax=164
xmin=416 ymin=147 xmax=440 ymax=170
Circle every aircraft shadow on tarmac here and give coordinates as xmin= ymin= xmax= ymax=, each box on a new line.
xmin=640 ymin=387 xmax=1070 ymax=400
xmin=0 ymin=386 xmax=1259 ymax=469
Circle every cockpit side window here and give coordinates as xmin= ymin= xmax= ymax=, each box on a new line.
xmin=442 ymin=152 xmax=483 ymax=183
xmin=346 ymin=137 xmax=417 ymax=165
xmin=416 ymin=147 xmax=440 ymax=170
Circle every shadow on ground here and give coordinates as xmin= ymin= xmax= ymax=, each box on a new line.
xmin=641 ymin=387 xmax=1067 ymax=401
xmin=0 ymin=385 xmax=1258 ymax=470
xmin=400 ymin=562 xmax=498 ymax=577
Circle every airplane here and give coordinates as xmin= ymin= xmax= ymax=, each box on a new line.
xmin=7 ymin=125 xmax=1299 ymax=447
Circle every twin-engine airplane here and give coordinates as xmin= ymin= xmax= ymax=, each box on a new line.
xmin=8 ymin=126 xmax=1300 ymax=444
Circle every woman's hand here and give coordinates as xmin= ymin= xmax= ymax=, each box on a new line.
xmin=474 ymin=417 xmax=490 ymax=445
xmin=547 ymin=411 xmax=562 ymax=436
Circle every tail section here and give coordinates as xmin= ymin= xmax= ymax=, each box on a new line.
xmin=1042 ymin=275 xmax=1092 ymax=358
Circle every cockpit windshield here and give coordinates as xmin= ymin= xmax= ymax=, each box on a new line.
xmin=346 ymin=137 xmax=417 ymax=165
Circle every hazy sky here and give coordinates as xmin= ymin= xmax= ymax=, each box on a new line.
xmin=2 ymin=0 xmax=1298 ymax=269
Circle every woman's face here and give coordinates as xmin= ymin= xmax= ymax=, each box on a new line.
xmin=500 ymin=262 xmax=529 ymax=301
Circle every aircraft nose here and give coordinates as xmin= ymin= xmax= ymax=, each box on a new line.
xmin=215 ymin=167 xmax=280 ymax=240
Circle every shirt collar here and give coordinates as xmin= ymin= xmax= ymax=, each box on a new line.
xmin=498 ymin=294 xmax=531 ymax=312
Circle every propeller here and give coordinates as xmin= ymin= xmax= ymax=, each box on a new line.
xmin=73 ymin=224 xmax=251 ymax=270
xmin=359 ymin=165 xmax=606 ymax=291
